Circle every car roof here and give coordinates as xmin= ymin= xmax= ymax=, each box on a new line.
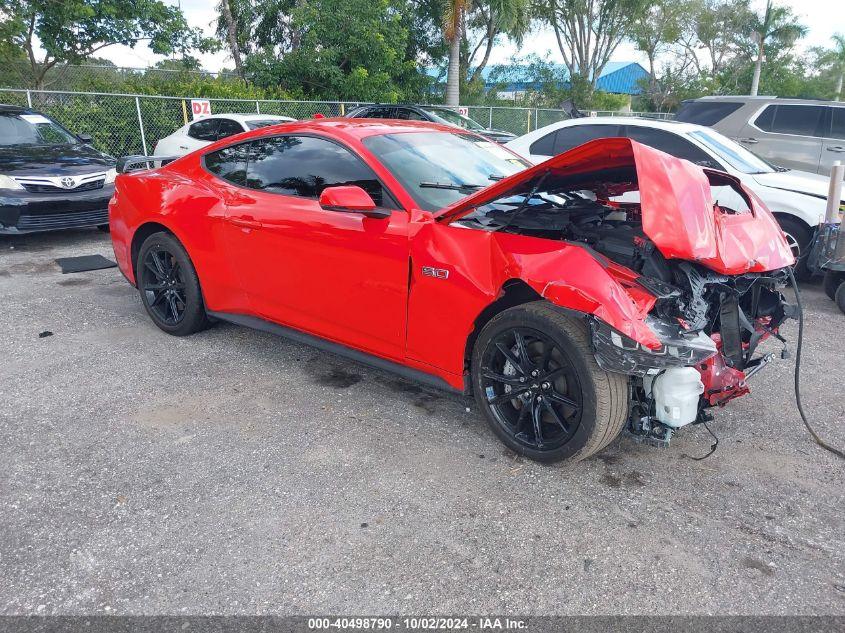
xmin=196 ymin=117 xmax=466 ymax=150
xmin=535 ymin=116 xmax=706 ymax=135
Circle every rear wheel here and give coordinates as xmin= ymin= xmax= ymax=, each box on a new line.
xmin=136 ymin=231 xmax=209 ymax=336
xmin=471 ymin=302 xmax=628 ymax=463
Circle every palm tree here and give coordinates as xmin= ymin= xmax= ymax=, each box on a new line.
xmin=444 ymin=0 xmax=470 ymax=106
xmin=748 ymin=0 xmax=807 ymax=96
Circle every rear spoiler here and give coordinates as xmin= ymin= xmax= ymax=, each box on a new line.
xmin=116 ymin=155 xmax=180 ymax=173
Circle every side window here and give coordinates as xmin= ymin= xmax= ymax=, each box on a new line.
xmin=357 ymin=107 xmax=395 ymax=119
xmin=393 ymin=108 xmax=427 ymax=121
xmin=188 ymin=118 xmax=220 ymax=141
xmin=758 ymin=105 xmax=826 ymax=136
xmin=829 ymin=108 xmax=845 ymax=140
xmin=216 ymin=118 xmax=245 ymax=139
xmin=675 ymin=101 xmax=743 ymax=126
xmin=753 ymin=105 xmax=775 ymax=131
xmin=529 ymin=131 xmax=557 ymax=156
xmin=204 ymin=143 xmax=249 ymax=186
xmin=554 ymin=124 xmax=620 ymax=154
xmin=623 ymin=126 xmax=720 ymax=168
xmin=245 ymin=135 xmax=395 ymax=207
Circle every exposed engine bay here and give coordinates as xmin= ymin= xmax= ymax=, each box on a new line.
xmin=455 ymin=167 xmax=796 ymax=447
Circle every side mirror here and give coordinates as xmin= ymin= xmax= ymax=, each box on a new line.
xmin=77 ymin=133 xmax=93 ymax=144
xmin=318 ymin=185 xmax=390 ymax=219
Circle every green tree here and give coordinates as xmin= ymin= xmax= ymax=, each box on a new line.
xmin=245 ymin=0 xmax=418 ymax=102
xmin=815 ymin=34 xmax=845 ymax=101
xmin=540 ymin=0 xmax=648 ymax=99
xmin=747 ymin=0 xmax=806 ymax=96
xmin=0 ymin=0 xmax=218 ymax=89
xmin=465 ymin=0 xmax=532 ymax=83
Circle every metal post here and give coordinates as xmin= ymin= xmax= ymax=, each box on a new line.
xmin=825 ymin=161 xmax=844 ymax=223
xmin=526 ymin=109 xmax=531 ymax=134
xmin=340 ymin=103 xmax=345 ymax=116
xmin=534 ymin=108 xmax=539 ymax=131
xmin=256 ymin=100 xmax=261 ymax=114
xmin=488 ymin=107 xmax=493 ymax=128
xmin=135 ymin=96 xmax=148 ymax=155
xmin=26 ymin=90 xmax=32 ymax=108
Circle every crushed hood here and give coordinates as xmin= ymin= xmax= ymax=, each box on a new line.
xmin=436 ymin=137 xmax=795 ymax=275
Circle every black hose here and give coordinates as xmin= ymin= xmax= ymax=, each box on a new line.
xmin=786 ymin=266 xmax=845 ymax=459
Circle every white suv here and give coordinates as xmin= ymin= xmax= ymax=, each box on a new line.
xmin=506 ymin=117 xmax=843 ymax=276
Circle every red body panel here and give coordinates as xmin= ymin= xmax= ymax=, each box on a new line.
xmin=109 ymin=120 xmax=792 ymax=391
xmin=438 ymin=137 xmax=795 ymax=275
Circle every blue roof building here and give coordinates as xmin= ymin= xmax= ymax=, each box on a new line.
xmin=425 ymin=61 xmax=649 ymax=96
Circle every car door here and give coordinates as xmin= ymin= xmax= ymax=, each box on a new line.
xmin=621 ymin=125 xmax=723 ymax=169
xmin=820 ymin=106 xmax=845 ymax=177
xmin=220 ymin=134 xmax=410 ymax=359
xmin=738 ymin=104 xmax=825 ymax=172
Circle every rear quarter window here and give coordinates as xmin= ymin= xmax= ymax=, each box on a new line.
xmin=675 ymin=101 xmax=743 ymax=126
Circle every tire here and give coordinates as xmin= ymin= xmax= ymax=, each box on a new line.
xmin=776 ymin=217 xmax=812 ymax=281
xmin=836 ymin=280 xmax=845 ymax=315
xmin=823 ymin=270 xmax=845 ymax=301
xmin=471 ymin=301 xmax=628 ymax=463
xmin=136 ymin=231 xmax=209 ymax=336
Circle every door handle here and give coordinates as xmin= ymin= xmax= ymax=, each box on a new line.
xmin=227 ymin=216 xmax=262 ymax=229
xmin=826 ymin=146 xmax=845 ymax=153
xmin=737 ymin=137 xmax=759 ymax=144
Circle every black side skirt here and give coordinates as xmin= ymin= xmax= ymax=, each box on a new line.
xmin=207 ymin=311 xmax=462 ymax=394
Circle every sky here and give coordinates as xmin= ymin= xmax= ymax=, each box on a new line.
xmin=93 ymin=0 xmax=842 ymax=72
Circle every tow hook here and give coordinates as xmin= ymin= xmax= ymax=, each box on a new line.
xmin=743 ymin=353 xmax=775 ymax=381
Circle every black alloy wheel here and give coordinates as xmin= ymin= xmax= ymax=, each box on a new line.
xmin=141 ymin=247 xmax=187 ymax=326
xmin=471 ymin=302 xmax=628 ymax=463
xmin=479 ymin=327 xmax=583 ymax=452
xmin=136 ymin=231 xmax=209 ymax=336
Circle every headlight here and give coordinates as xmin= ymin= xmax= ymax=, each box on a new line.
xmin=591 ymin=315 xmax=717 ymax=376
xmin=0 ymin=174 xmax=24 ymax=191
xmin=104 ymin=168 xmax=117 ymax=184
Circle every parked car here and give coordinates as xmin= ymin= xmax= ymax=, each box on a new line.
xmin=675 ymin=96 xmax=845 ymax=177
xmin=109 ymin=118 xmax=795 ymax=463
xmin=345 ymin=104 xmax=516 ymax=143
xmin=506 ymin=116 xmax=844 ymax=276
xmin=153 ymin=113 xmax=296 ymax=158
xmin=0 ymin=104 xmax=116 ymax=234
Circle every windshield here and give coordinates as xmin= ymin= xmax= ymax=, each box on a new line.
xmin=422 ymin=107 xmax=485 ymax=131
xmin=246 ymin=119 xmax=289 ymax=130
xmin=689 ymin=129 xmax=775 ymax=174
xmin=0 ymin=112 xmax=79 ymax=146
xmin=363 ymin=131 xmax=528 ymax=211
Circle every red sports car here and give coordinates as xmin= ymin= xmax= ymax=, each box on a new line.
xmin=109 ymin=119 xmax=795 ymax=463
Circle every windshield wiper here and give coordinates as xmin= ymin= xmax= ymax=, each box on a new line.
xmin=420 ymin=181 xmax=484 ymax=192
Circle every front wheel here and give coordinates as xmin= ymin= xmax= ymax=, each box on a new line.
xmin=136 ymin=231 xmax=209 ymax=336
xmin=777 ymin=217 xmax=812 ymax=281
xmin=823 ymin=270 xmax=844 ymax=301
xmin=471 ymin=302 xmax=628 ymax=463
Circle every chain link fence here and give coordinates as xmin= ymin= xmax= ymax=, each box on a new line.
xmin=0 ymin=88 xmax=672 ymax=158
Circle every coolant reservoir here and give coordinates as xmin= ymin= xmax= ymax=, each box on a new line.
xmin=644 ymin=367 xmax=704 ymax=428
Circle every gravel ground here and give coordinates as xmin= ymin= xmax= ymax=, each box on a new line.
xmin=0 ymin=229 xmax=843 ymax=616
